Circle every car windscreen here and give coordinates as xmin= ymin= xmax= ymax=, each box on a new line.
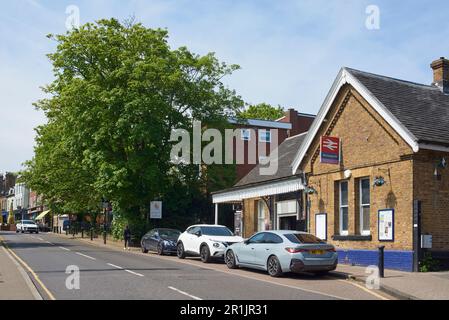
xmin=159 ymin=230 xmax=181 ymax=240
xmin=285 ymin=233 xmax=324 ymax=244
xmin=201 ymin=226 xmax=233 ymax=236
xmin=22 ymin=220 xmax=35 ymax=224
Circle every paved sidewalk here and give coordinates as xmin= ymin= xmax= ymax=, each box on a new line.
xmin=333 ymin=264 xmax=449 ymax=300
xmin=0 ymin=235 xmax=42 ymax=300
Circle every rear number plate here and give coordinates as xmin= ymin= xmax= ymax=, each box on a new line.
xmin=310 ymin=250 xmax=325 ymax=255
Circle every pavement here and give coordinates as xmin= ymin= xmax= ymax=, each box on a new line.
xmin=333 ymin=264 xmax=449 ymax=300
xmin=0 ymin=231 xmax=393 ymax=300
xmin=0 ymin=235 xmax=42 ymax=300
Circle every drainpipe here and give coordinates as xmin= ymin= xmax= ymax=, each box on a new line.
xmin=413 ymin=200 xmax=422 ymax=272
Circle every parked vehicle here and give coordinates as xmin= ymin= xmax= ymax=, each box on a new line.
xmin=16 ymin=220 xmax=39 ymax=234
xmin=141 ymin=228 xmax=181 ymax=255
xmin=177 ymin=225 xmax=244 ymax=263
xmin=224 ymin=231 xmax=338 ymax=277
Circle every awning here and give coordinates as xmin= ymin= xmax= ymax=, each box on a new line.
xmin=212 ymin=178 xmax=304 ymax=204
xmin=35 ymin=210 xmax=50 ymax=220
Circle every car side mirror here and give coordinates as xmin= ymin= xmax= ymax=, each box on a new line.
xmin=244 ymin=240 xmax=250 ymax=245
xmin=195 ymin=231 xmax=201 ymax=237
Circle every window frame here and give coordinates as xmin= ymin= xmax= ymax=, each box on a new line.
xmin=339 ymin=181 xmax=349 ymax=236
xmin=248 ymin=232 xmax=266 ymax=244
xmin=258 ymin=129 xmax=271 ymax=143
xmin=241 ymin=129 xmax=251 ymax=141
xmin=359 ymin=178 xmax=371 ymax=236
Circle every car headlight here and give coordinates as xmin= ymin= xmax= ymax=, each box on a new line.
xmin=213 ymin=243 xmax=221 ymax=248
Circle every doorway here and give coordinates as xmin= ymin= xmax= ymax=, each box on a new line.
xmin=279 ymin=215 xmax=297 ymax=231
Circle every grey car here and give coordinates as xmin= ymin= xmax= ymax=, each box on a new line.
xmin=224 ymin=231 xmax=338 ymax=277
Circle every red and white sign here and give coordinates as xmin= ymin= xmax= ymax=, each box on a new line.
xmin=320 ymin=136 xmax=341 ymax=164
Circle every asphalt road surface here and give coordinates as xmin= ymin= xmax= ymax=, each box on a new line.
xmin=1 ymin=231 xmax=391 ymax=300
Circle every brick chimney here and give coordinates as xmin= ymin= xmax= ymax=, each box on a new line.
xmin=431 ymin=57 xmax=449 ymax=94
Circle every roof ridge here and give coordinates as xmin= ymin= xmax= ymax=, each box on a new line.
xmin=344 ymin=67 xmax=438 ymax=90
xmin=285 ymin=131 xmax=308 ymax=141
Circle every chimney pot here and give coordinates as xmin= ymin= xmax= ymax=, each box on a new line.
xmin=431 ymin=57 xmax=449 ymax=94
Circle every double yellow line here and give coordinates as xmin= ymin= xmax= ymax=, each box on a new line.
xmin=0 ymin=236 xmax=56 ymax=300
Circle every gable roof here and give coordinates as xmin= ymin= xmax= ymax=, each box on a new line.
xmin=212 ymin=133 xmax=306 ymax=204
xmin=346 ymin=68 xmax=449 ymax=146
xmin=235 ymin=132 xmax=307 ymax=187
xmin=292 ymin=67 xmax=449 ymax=174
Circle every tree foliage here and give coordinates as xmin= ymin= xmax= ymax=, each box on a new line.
xmin=238 ymin=103 xmax=284 ymax=121
xmin=22 ymin=18 xmax=243 ymax=235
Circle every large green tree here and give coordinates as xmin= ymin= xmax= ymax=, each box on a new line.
xmin=238 ymin=103 xmax=284 ymax=121
xmin=22 ymin=18 xmax=243 ymax=233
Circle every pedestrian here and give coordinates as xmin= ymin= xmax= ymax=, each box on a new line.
xmin=123 ymin=225 xmax=131 ymax=250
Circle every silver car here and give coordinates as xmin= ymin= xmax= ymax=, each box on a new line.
xmin=224 ymin=231 xmax=338 ymax=277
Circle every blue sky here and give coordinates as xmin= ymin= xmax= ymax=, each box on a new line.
xmin=1 ymin=0 xmax=449 ymax=172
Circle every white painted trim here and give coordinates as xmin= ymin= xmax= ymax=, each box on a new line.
xmin=291 ymin=68 xmax=420 ymax=174
xmin=359 ymin=178 xmax=371 ymax=236
xmin=258 ymin=129 xmax=272 ymax=143
xmin=339 ymin=181 xmax=349 ymax=236
xmin=229 ymin=118 xmax=292 ymax=130
xmin=212 ymin=178 xmax=304 ymax=204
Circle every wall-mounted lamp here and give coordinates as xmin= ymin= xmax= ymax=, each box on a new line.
xmin=305 ymin=186 xmax=317 ymax=195
xmin=434 ymin=157 xmax=447 ymax=180
xmin=373 ymin=176 xmax=386 ymax=187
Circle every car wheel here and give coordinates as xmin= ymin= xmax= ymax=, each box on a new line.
xmin=225 ymin=250 xmax=238 ymax=269
xmin=157 ymin=242 xmax=165 ymax=256
xmin=16 ymin=229 xmax=19 ymax=233
xmin=200 ymin=245 xmax=211 ymax=263
xmin=141 ymin=245 xmax=148 ymax=253
xmin=21 ymin=230 xmax=24 ymax=233
xmin=177 ymin=242 xmax=186 ymax=259
xmin=267 ymin=256 xmax=283 ymax=278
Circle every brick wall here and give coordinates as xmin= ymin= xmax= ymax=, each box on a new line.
xmin=414 ymin=149 xmax=449 ymax=251
xmin=301 ymin=85 xmax=415 ymax=251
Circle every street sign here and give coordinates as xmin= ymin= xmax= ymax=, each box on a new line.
xmin=320 ymin=136 xmax=341 ymax=165
xmin=150 ymin=201 xmax=162 ymax=219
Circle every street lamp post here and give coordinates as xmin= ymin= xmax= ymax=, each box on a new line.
xmin=102 ymin=198 xmax=110 ymax=245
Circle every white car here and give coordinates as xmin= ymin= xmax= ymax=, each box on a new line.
xmin=176 ymin=224 xmax=243 ymax=263
xmin=16 ymin=220 xmax=39 ymax=234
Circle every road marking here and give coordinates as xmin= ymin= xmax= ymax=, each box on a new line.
xmin=143 ymin=254 xmax=346 ymax=300
xmin=107 ymin=263 xmax=123 ymax=270
xmin=125 ymin=269 xmax=144 ymax=277
xmin=338 ymin=279 xmax=389 ymax=300
xmin=75 ymin=252 xmax=96 ymax=260
xmin=45 ymin=241 xmax=54 ymax=245
xmin=168 ymin=286 xmax=202 ymax=300
xmin=0 ymin=237 xmax=56 ymax=300
xmin=52 ymin=233 xmax=386 ymax=300
xmin=59 ymin=246 xmax=71 ymax=251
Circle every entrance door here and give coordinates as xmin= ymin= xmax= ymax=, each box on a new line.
xmin=279 ymin=216 xmax=297 ymax=230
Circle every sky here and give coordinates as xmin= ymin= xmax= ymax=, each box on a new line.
xmin=1 ymin=0 xmax=449 ymax=172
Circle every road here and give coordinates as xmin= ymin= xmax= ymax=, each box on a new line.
xmin=0 ymin=231 xmax=391 ymax=300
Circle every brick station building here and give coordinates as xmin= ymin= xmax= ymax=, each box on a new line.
xmin=214 ymin=57 xmax=449 ymax=272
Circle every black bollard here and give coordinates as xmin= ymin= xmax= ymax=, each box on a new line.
xmin=90 ymin=228 xmax=93 ymax=241
xmin=378 ymin=246 xmax=385 ymax=278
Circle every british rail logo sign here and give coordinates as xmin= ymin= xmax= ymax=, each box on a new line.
xmin=320 ymin=136 xmax=341 ymax=165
